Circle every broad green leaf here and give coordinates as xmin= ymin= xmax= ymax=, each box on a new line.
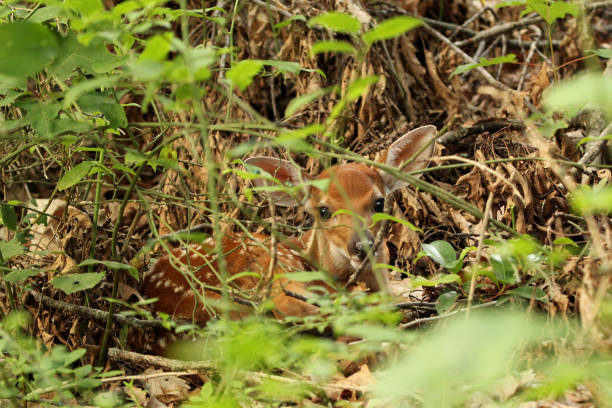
xmin=226 ymin=60 xmax=263 ymax=91
xmin=553 ymin=237 xmax=578 ymax=247
xmin=491 ymin=254 xmax=517 ymax=284
xmin=507 ymin=285 xmax=548 ymax=302
xmin=258 ymin=60 xmax=301 ymax=75
xmin=587 ymin=49 xmax=612 ymax=59
xmin=78 ymin=93 xmax=127 ymax=128
xmin=63 ymin=76 xmax=119 ymax=108
xmin=543 ymin=72 xmax=612 ymax=119
xmin=48 ymin=34 xmax=121 ymax=80
xmin=0 ymin=22 xmax=59 ymax=78
xmin=571 ymin=184 xmax=612 ymax=215
xmin=450 ymin=54 xmax=517 ymax=77
xmin=411 ymin=273 xmax=462 ymax=287
xmin=57 ymin=161 xmax=96 ymax=191
xmin=422 ymin=240 xmax=459 ymax=270
xmin=50 ymin=272 xmax=105 ymax=294
xmin=78 ymin=258 xmax=138 ymax=280
xmin=0 ymin=238 xmax=24 ymax=260
xmin=280 ymin=271 xmax=330 ymax=283
xmin=273 ymin=14 xmax=306 ymax=30
xmin=4 ymin=268 xmax=43 ymax=283
xmin=310 ymin=40 xmax=356 ymax=56
xmin=0 ymin=204 xmax=17 ymax=231
xmin=436 ymin=291 xmax=459 ymax=315
xmin=308 ymin=12 xmax=361 ymax=34
xmin=371 ymin=213 xmax=421 ymax=232
xmin=346 ymin=75 xmax=379 ymax=101
xmin=29 ymin=5 xmax=69 ymax=23
xmin=139 ymin=33 xmax=174 ymax=62
xmin=523 ymin=0 xmax=579 ymax=25
xmin=285 ymin=88 xmax=328 ymax=117
xmin=363 ymin=16 xmax=422 ymax=45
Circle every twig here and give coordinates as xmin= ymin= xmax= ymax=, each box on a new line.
xmin=437 ymin=119 xmax=525 ymax=145
xmin=422 ymin=23 xmax=514 ymax=93
xmin=517 ymin=26 xmax=543 ymax=92
xmin=395 ymin=301 xmax=437 ymax=310
xmin=401 ymin=301 xmax=498 ymax=329
xmin=101 ymin=370 xmax=199 ymax=383
xmin=107 ymin=348 xmax=366 ymax=393
xmin=25 ymin=292 xmax=166 ymax=329
xmin=454 ymin=1 xmax=612 ymax=47
xmin=466 ymin=192 xmax=494 ymax=317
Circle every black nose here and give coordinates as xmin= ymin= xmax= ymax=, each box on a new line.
xmin=351 ymin=237 xmax=374 ymax=261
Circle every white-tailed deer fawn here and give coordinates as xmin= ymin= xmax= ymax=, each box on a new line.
xmin=143 ymin=125 xmax=436 ymax=324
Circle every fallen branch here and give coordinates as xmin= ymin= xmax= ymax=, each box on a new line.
xmin=401 ymin=301 xmax=499 ymax=329
xmin=437 ymin=120 xmax=525 ymax=145
xmin=455 ymin=1 xmax=612 ymax=47
xmin=107 ymin=347 xmax=366 ymax=393
xmin=25 ymin=292 xmax=165 ymax=329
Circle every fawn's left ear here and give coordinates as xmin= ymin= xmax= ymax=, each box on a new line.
xmin=380 ymin=125 xmax=437 ymax=193
xmin=244 ymin=157 xmax=309 ymax=207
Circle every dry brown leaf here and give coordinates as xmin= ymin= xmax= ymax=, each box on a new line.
xmin=144 ymin=368 xmax=190 ymax=400
xmin=325 ymin=364 xmax=372 ymax=401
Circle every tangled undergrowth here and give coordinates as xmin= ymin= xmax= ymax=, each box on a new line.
xmin=0 ymin=0 xmax=611 ymax=406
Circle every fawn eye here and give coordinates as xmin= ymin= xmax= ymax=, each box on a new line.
xmin=318 ymin=206 xmax=331 ymax=220
xmin=374 ymin=198 xmax=385 ymax=213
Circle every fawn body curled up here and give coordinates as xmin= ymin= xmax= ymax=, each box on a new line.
xmin=143 ymin=125 xmax=436 ymax=324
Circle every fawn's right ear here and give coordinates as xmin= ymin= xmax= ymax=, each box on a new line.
xmin=244 ymin=157 xmax=309 ymax=207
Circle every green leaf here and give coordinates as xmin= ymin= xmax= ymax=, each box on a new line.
xmin=587 ymin=49 xmax=612 ymax=59
xmin=63 ymin=76 xmax=119 ymax=108
xmin=507 ymin=285 xmax=548 ymax=302
xmin=29 ymin=5 xmax=69 ymax=23
xmin=0 ymin=204 xmax=18 ymax=231
xmin=226 ymin=60 xmax=263 ymax=91
xmin=570 ymin=184 xmax=612 ymax=215
xmin=139 ymin=32 xmax=174 ymax=62
xmin=57 ymin=161 xmax=96 ymax=191
xmin=436 ymin=291 xmax=459 ymax=315
xmin=363 ymin=16 xmax=422 ymax=45
xmin=0 ymin=238 xmax=24 ymax=260
xmin=422 ymin=241 xmax=460 ymax=270
xmin=258 ymin=60 xmax=301 ymax=75
xmin=543 ymin=72 xmax=612 ymax=120
xmin=0 ymin=22 xmax=59 ymax=78
xmin=4 ymin=268 xmax=43 ymax=283
xmin=50 ymin=272 xmax=105 ymax=294
xmin=346 ymin=75 xmax=379 ymax=101
xmin=412 ymin=273 xmax=462 ymax=287
xmin=450 ymin=54 xmax=517 ymax=77
xmin=48 ymin=34 xmax=121 ymax=80
xmin=310 ymin=40 xmax=356 ymax=56
xmin=273 ymin=14 xmax=306 ymax=30
xmin=524 ymin=0 xmax=579 ymax=25
xmin=78 ymin=92 xmax=127 ymax=128
xmin=491 ymin=254 xmax=517 ymax=284
xmin=280 ymin=271 xmax=330 ymax=283
xmin=370 ymin=213 xmax=422 ymax=232
xmin=308 ymin=12 xmax=361 ymax=34
xmin=77 ymin=259 xmax=138 ymax=280
xmin=553 ymin=237 xmax=578 ymax=247
xmin=285 ymin=88 xmax=328 ymax=117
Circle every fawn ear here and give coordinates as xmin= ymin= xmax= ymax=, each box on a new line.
xmin=244 ymin=157 xmax=309 ymax=207
xmin=380 ymin=125 xmax=436 ymax=193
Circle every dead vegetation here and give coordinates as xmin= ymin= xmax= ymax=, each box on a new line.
xmin=1 ymin=0 xmax=611 ymax=406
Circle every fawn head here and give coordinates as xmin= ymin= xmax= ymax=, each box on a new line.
xmin=244 ymin=125 xmax=436 ymax=291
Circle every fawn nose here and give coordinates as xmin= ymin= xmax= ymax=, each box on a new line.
xmin=349 ymin=234 xmax=374 ymax=262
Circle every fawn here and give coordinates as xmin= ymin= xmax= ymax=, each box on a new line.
xmin=143 ymin=125 xmax=436 ymax=324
